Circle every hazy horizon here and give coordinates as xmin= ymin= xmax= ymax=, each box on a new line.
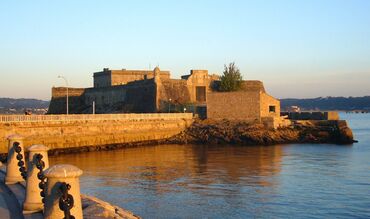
xmin=3 ymin=94 xmax=370 ymax=102
xmin=1 ymin=0 xmax=370 ymax=100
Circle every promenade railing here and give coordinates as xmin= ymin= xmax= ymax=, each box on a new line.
xmin=0 ymin=113 xmax=193 ymax=123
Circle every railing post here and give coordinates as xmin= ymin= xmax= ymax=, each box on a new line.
xmin=5 ymin=134 xmax=26 ymax=184
xmin=44 ymin=164 xmax=83 ymax=219
xmin=23 ymin=144 xmax=49 ymax=213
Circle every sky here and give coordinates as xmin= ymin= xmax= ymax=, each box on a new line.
xmin=0 ymin=0 xmax=370 ymax=100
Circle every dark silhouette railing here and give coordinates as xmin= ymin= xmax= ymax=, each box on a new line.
xmin=14 ymin=142 xmax=27 ymax=180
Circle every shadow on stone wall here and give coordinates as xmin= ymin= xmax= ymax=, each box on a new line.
xmin=48 ymin=79 xmax=157 ymax=114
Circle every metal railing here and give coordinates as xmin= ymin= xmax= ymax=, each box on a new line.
xmin=0 ymin=113 xmax=193 ymax=123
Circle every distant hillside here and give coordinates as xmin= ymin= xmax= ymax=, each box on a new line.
xmin=280 ymin=96 xmax=370 ymax=111
xmin=0 ymin=98 xmax=49 ymax=114
xmin=1 ymin=96 xmax=369 ymax=113
xmin=0 ymin=98 xmax=49 ymax=108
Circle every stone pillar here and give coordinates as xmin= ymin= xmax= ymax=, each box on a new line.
xmin=23 ymin=144 xmax=50 ymax=213
xmin=43 ymin=164 xmax=83 ymax=219
xmin=5 ymin=134 xmax=25 ymax=184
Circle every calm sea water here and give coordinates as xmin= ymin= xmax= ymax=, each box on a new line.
xmin=50 ymin=113 xmax=370 ymax=219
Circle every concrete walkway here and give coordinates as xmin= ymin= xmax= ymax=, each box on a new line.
xmin=0 ymin=168 xmax=24 ymax=219
xmin=0 ymin=166 xmax=43 ymax=219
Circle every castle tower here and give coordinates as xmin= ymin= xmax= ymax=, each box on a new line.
xmin=153 ymin=66 xmax=160 ymax=79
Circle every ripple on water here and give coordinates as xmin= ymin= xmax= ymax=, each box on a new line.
xmin=49 ymin=113 xmax=370 ymax=218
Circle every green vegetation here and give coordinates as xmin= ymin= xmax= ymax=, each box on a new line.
xmin=220 ymin=62 xmax=243 ymax=92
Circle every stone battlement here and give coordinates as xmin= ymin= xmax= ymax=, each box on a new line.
xmin=51 ymin=87 xmax=86 ymax=98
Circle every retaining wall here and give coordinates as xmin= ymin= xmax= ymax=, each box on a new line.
xmin=281 ymin=111 xmax=339 ymax=120
xmin=0 ymin=113 xmax=193 ymax=153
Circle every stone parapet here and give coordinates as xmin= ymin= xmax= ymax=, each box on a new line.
xmin=0 ymin=114 xmax=193 ymax=153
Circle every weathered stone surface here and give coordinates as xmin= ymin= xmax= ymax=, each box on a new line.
xmin=24 ymin=144 xmax=49 ymax=212
xmin=82 ymin=194 xmax=140 ymax=219
xmin=166 ymin=119 xmax=355 ymax=145
xmin=48 ymin=67 xmax=220 ymax=114
xmin=281 ymin=111 xmax=340 ymax=120
xmin=44 ymin=164 xmax=83 ymax=219
xmin=207 ymin=85 xmax=280 ymax=122
xmin=0 ymin=115 xmax=193 ymax=153
xmin=44 ymin=164 xmax=83 ymax=178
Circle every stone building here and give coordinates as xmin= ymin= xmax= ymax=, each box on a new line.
xmin=48 ymin=67 xmax=219 ymax=114
xmin=206 ymin=81 xmax=290 ymax=128
xmin=207 ymin=81 xmax=279 ymax=119
xmin=93 ymin=67 xmax=170 ymax=88
xmin=48 ymin=66 xmax=284 ymax=127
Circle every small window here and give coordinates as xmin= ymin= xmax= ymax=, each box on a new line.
xmin=269 ymin=105 xmax=276 ymax=113
xmin=196 ymin=86 xmax=206 ymax=102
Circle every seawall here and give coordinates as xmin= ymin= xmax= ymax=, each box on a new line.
xmin=167 ymin=119 xmax=355 ymax=145
xmin=0 ymin=113 xmax=193 ymax=154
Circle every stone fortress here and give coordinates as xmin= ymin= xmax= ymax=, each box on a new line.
xmin=48 ymin=66 xmax=283 ymax=127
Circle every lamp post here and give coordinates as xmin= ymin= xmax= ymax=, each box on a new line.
xmin=57 ymin=75 xmax=69 ymax=115
xmin=168 ymin=98 xmax=172 ymax=113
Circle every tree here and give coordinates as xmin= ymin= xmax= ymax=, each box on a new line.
xmin=220 ymin=62 xmax=243 ymax=91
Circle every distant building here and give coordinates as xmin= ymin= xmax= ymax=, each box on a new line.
xmin=288 ymin=105 xmax=301 ymax=112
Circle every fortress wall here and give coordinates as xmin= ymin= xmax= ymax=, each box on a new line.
xmin=240 ymin=81 xmax=266 ymax=92
xmin=93 ymin=73 xmax=111 ymax=88
xmin=85 ymin=79 xmax=157 ymax=113
xmin=0 ymin=113 xmax=193 ymax=153
xmin=123 ymin=82 xmax=156 ymax=112
xmin=183 ymin=70 xmax=216 ymax=103
xmin=157 ymin=79 xmax=192 ymax=111
xmin=48 ymin=87 xmax=88 ymax=114
xmin=48 ymin=79 xmax=158 ymax=114
xmin=51 ymin=87 xmax=86 ymax=98
xmin=260 ymin=92 xmax=281 ymax=118
xmin=281 ymin=111 xmax=340 ymax=120
xmin=207 ymin=91 xmax=261 ymax=121
xmin=111 ymin=71 xmax=170 ymax=85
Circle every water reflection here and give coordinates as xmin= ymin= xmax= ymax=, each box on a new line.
xmin=49 ymin=114 xmax=370 ymax=218
xmin=51 ymin=144 xmax=283 ymax=186
xmin=50 ymin=144 xmax=286 ymax=218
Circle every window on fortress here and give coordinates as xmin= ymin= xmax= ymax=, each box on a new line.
xmin=196 ymin=86 xmax=206 ymax=102
xmin=269 ymin=106 xmax=276 ymax=113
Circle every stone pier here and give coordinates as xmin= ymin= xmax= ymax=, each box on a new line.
xmin=0 ymin=113 xmax=193 ymax=154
